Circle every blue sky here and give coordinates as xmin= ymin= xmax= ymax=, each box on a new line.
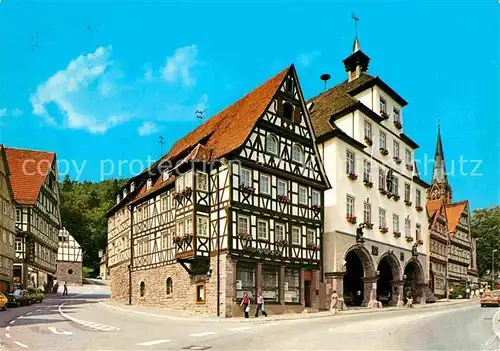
xmin=0 ymin=1 xmax=498 ymax=209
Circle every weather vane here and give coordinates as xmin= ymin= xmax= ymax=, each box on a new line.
xmin=351 ymin=13 xmax=359 ymax=38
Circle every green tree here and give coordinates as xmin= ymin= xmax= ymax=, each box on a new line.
xmin=472 ymin=206 xmax=500 ymax=279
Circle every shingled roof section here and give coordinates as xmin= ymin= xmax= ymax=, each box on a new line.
xmin=4 ymin=147 xmax=55 ymax=205
xmin=445 ymin=201 xmax=468 ymax=233
xmin=307 ymin=73 xmax=376 ymax=137
xmin=164 ymin=66 xmax=291 ymax=163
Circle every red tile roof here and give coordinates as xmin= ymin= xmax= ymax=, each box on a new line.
xmin=426 ymin=199 xmax=444 ymax=217
xmin=4 ymin=147 xmax=55 ymax=205
xmin=445 ymin=201 xmax=468 ymax=232
xmin=164 ymin=66 xmax=291 ymax=163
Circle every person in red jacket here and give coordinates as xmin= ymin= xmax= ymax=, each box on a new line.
xmin=240 ymin=292 xmax=250 ymax=318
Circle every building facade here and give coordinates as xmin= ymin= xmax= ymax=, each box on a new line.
xmin=308 ymin=38 xmax=431 ymax=307
xmin=56 ymin=228 xmax=83 ymax=285
xmin=0 ymin=146 xmax=16 ymax=293
xmin=426 ymin=199 xmax=449 ymax=298
xmin=107 ymin=65 xmax=330 ymax=316
xmin=5 ymin=148 xmax=60 ymax=289
xmin=427 ymin=126 xmax=478 ymax=295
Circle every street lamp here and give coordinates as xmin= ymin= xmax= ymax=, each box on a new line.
xmin=492 ymin=249 xmax=498 ymax=290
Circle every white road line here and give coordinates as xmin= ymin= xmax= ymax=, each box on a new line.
xmin=136 ymin=340 xmax=173 ymax=346
xmin=189 ymin=332 xmax=216 ymax=337
xmin=5 ymin=333 xmax=10 ymax=338
xmin=6 ymin=326 xmax=10 ymax=331
xmin=48 ymin=327 xmax=73 ymax=335
xmin=58 ymin=303 xmax=120 ymax=332
xmin=36 ymin=309 xmax=41 ymax=312
xmin=13 ymin=342 xmax=28 ymax=348
xmin=15 ymin=316 xmax=22 ymax=320
xmin=261 ymin=322 xmax=279 ymax=326
xmin=8 ymin=321 xmax=14 ymax=325
xmin=25 ymin=312 xmax=32 ymax=316
xmin=227 ymin=327 xmax=250 ymax=331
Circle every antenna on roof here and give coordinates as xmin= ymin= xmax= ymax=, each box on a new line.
xmin=320 ymin=74 xmax=331 ymax=91
xmin=159 ymin=136 xmax=164 ymax=158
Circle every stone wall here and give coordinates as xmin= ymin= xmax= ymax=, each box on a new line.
xmin=109 ymin=263 xmax=130 ymax=302
xmin=56 ymin=261 xmax=82 ymax=285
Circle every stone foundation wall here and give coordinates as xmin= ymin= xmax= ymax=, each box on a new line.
xmin=109 ymin=263 xmax=129 ymax=302
xmin=56 ymin=261 xmax=82 ymax=285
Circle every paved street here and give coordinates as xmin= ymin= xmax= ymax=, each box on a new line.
xmin=0 ymin=294 xmax=496 ymax=351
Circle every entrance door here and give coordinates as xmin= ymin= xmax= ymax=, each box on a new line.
xmin=304 ymin=281 xmax=311 ymax=307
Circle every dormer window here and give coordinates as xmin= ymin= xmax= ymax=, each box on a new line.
xmin=130 ymin=182 xmax=135 ymax=192
xmin=163 ymin=170 xmax=170 ymax=181
xmin=266 ymin=134 xmax=279 ymax=155
xmin=123 ymin=189 xmax=128 ymax=198
xmin=146 ymin=178 xmax=152 ymax=190
xmin=116 ymin=195 xmax=120 ymax=204
xmin=283 ymin=102 xmax=294 ymax=120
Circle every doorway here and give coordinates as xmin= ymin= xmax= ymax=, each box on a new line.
xmin=304 ymin=280 xmax=311 ymax=307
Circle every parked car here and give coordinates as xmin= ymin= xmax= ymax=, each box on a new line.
xmin=0 ymin=293 xmax=8 ymax=311
xmin=480 ymin=292 xmax=500 ymax=307
xmin=27 ymin=288 xmax=44 ymax=303
xmin=6 ymin=289 xmax=31 ymax=307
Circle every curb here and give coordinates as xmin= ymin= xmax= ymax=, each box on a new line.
xmin=58 ymin=302 xmax=120 ymax=331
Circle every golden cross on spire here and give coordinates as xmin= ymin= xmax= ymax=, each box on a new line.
xmin=351 ymin=13 xmax=359 ymax=38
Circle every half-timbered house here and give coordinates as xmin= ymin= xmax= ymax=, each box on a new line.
xmin=5 ymin=148 xmax=60 ymax=289
xmin=109 ymin=65 xmax=330 ymax=316
xmin=56 ymin=228 xmax=83 ymax=285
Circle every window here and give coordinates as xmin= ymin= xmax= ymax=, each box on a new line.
xmin=161 ymin=195 xmax=168 ymax=212
xmin=346 ymin=195 xmax=355 ymax=217
xmin=260 ymin=174 xmax=271 ymax=195
xmin=163 ymin=170 xmax=170 ymax=181
xmin=236 ymin=262 xmax=256 ymax=299
xmin=195 ymin=282 xmax=206 ymax=304
xmin=404 ymin=183 xmax=411 ymax=202
xmin=237 ymin=216 xmax=250 ymax=235
xmin=379 ymin=208 xmax=386 ymax=228
xmin=266 ymin=134 xmax=279 ymax=155
xmin=393 ymin=177 xmax=399 ymax=196
xmin=292 ymin=144 xmax=304 ymax=163
xmin=299 ymin=186 xmax=308 ymax=205
xmin=416 ymin=190 xmax=422 ymax=207
xmin=166 ymin=278 xmax=173 ymax=295
xmin=291 ymin=226 xmax=301 ymax=245
xmin=393 ymin=140 xmax=400 ymax=158
xmin=262 ymin=266 xmax=279 ymax=302
xmin=379 ymin=168 xmax=386 ymax=190
xmin=364 ymin=120 xmax=372 ymax=140
xmin=379 ymin=132 xmax=387 ymax=149
xmin=363 ymin=160 xmax=371 ymax=182
xmin=240 ymin=168 xmax=251 ymax=187
xmin=284 ymin=269 xmax=300 ymax=303
xmin=393 ymin=214 xmax=400 ymax=233
xmin=346 ymin=150 xmax=355 ymax=174
xmin=177 ymin=221 xmax=184 ymax=236
xmin=393 ymin=108 xmax=401 ymax=123
xmin=275 ymin=223 xmax=286 ymax=242
xmin=146 ymin=178 xmax=152 ymax=190
xmin=416 ymin=224 xmax=422 ymax=241
xmin=257 ymin=220 xmax=269 ymax=240
xmin=285 ymin=76 xmax=294 ymax=93
xmin=405 ymin=218 xmax=411 ymax=237
xmin=277 ymin=180 xmax=287 ymax=196
xmin=185 ymin=218 xmax=193 ymax=235
xmin=364 ymin=202 xmax=371 ymax=224
xmin=140 ymin=282 xmax=145 ymax=297
xmin=283 ymin=102 xmax=294 ymax=120
xmin=161 ymin=231 xmax=169 ymax=249
xmin=176 ymin=176 xmax=184 ymax=192
xmin=2 ymin=231 xmax=6 ymax=243
xmin=123 ymin=189 xmax=128 ymax=198
xmin=196 ymin=172 xmax=208 ymax=191
xmin=380 ymin=97 xmax=387 ymax=113
xmin=306 ymin=229 xmax=315 ymax=244
xmin=312 ymin=190 xmax=320 ymax=207
xmin=405 ymin=149 xmax=412 ymax=165
xmin=197 ymin=217 xmax=209 ymax=237
xmin=130 ymin=182 xmax=135 ymax=192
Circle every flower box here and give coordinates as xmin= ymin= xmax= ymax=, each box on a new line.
xmin=405 ymin=200 xmax=412 ymax=207
xmin=239 ymin=184 xmax=255 ymax=194
xmin=277 ymin=194 xmax=291 ymax=203
xmin=393 ymin=157 xmax=402 ymax=164
xmin=393 ymin=195 xmax=401 ymax=201
xmin=387 ymin=192 xmax=393 ymax=199
xmin=393 ymin=231 xmax=402 ymax=238
xmin=417 ymin=239 xmax=424 ymax=245
xmin=346 ymin=215 xmax=357 ymax=224
xmin=364 ymin=222 xmax=374 ymax=229
xmin=406 ymin=164 xmax=414 ymax=171
xmin=379 ymin=227 xmax=389 ymax=233
xmin=379 ymin=188 xmax=387 ymax=195
xmin=415 ymin=205 xmax=423 ymax=212
xmin=394 ymin=120 xmax=403 ymax=130
xmin=347 ymin=173 xmax=358 ymax=180
xmin=364 ymin=136 xmax=373 ymax=146
xmin=275 ymin=239 xmax=288 ymax=247
xmin=183 ymin=233 xmax=193 ymax=243
xmin=312 ymin=204 xmax=322 ymax=211
xmin=173 ymin=192 xmax=184 ymax=201
xmin=237 ymin=232 xmax=252 ymax=241
xmin=173 ymin=236 xmax=183 ymax=245
xmin=405 ymin=236 xmax=414 ymax=242
xmin=306 ymin=243 xmax=320 ymax=251
xmin=363 ymin=179 xmax=373 ymax=188
xmin=379 ymin=148 xmax=389 ymax=156
xmin=380 ymin=110 xmax=390 ymax=119
xmin=182 ymin=187 xmax=193 ymax=198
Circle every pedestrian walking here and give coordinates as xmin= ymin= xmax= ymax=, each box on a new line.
xmin=405 ymin=290 xmax=413 ymax=308
xmin=240 ymin=292 xmax=250 ymax=318
xmin=63 ymin=282 xmax=68 ymax=296
xmin=254 ymin=291 xmax=267 ymax=317
xmin=330 ymin=290 xmax=339 ymax=314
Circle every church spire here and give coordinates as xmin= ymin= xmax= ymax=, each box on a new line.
xmin=432 ymin=122 xmax=447 ymax=183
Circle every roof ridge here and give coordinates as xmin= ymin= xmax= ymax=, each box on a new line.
xmin=4 ymin=146 xmax=56 ymax=155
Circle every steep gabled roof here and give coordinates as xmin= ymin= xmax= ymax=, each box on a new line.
xmin=163 ymin=66 xmax=290 ymax=163
xmin=445 ymin=201 xmax=468 ymax=232
xmin=426 ymin=199 xmax=444 ymax=217
xmin=4 ymin=147 xmax=55 ymax=205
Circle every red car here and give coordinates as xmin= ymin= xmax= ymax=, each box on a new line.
xmin=480 ymin=293 xmax=500 ymax=307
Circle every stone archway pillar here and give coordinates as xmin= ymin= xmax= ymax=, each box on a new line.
xmin=391 ymin=280 xmax=405 ymax=307
xmin=325 ymin=272 xmax=346 ymax=311
xmin=364 ymin=276 xmax=382 ymax=308
xmin=417 ymin=282 xmax=428 ymax=304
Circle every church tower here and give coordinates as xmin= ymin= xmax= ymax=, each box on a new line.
xmin=428 ymin=124 xmax=452 ymax=203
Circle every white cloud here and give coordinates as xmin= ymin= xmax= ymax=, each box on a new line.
xmin=0 ymin=108 xmax=6 ymax=117
xmin=138 ymin=121 xmax=159 ymax=136
xmin=297 ymin=50 xmax=321 ymax=67
xmin=161 ymin=45 xmax=199 ymax=87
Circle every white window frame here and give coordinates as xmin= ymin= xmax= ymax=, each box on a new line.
xmin=277 ymin=179 xmax=287 ymax=197
xmin=240 ymin=168 xmax=252 ymax=187
xmin=346 ymin=150 xmax=355 ymax=174
xmin=176 ymin=175 xmax=184 ymax=192
xmin=197 ymin=216 xmax=209 ymax=237
xmin=393 ymin=108 xmax=401 ymax=123
xmin=393 ymin=177 xmax=399 ymax=196
xmin=312 ymin=190 xmax=320 ymax=207
xmin=237 ymin=215 xmax=250 ymax=235
xmin=379 ymin=168 xmax=385 ymax=190
xmin=364 ymin=202 xmax=371 ymax=224
xmin=380 ymin=132 xmax=387 ymax=149
xmin=405 ymin=149 xmax=412 ymax=164
xmin=393 ymin=140 xmax=400 ymax=158
xmin=259 ymin=174 xmax=271 ymax=195
xmin=404 ymin=183 xmax=411 ymax=202
xmin=306 ymin=229 xmax=315 ymax=245
xmin=380 ymin=97 xmax=387 ymax=113
xmin=257 ymin=219 xmax=269 ymax=240
xmin=292 ymin=143 xmax=304 ymax=164
xmin=416 ymin=189 xmax=422 ymax=207
xmin=346 ymin=195 xmax=355 ymax=217
xmin=163 ymin=170 xmax=170 ymax=181
xmin=275 ymin=223 xmax=286 ymax=242
xmin=299 ymin=186 xmax=308 ymax=205
xmin=185 ymin=218 xmax=193 ymax=235
xmin=177 ymin=221 xmax=184 ymax=236
xmin=266 ymin=134 xmax=279 ymax=155
xmin=196 ymin=172 xmax=208 ymax=191
xmin=379 ymin=208 xmax=386 ymax=228
xmin=405 ymin=218 xmax=411 ymax=237
xmin=291 ymin=226 xmax=301 ymax=245
xmin=363 ymin=160 xmax=371 ymax=182
xmin=364 ymin=120 xmax=372 ymax=140
xmin=146 ymin=178 xmax=152 ymax=190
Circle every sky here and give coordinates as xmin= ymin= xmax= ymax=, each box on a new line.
xmin=0 ymin=1 xmax=498 ymax=210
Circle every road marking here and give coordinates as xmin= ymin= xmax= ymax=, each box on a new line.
xmin=8 ymin=321 xmax=14 ymax=325
xmin=58 ymin=303 xmax=120 ymax=332
xmin=5 ymin=333 xmax=10 ymax=338
xmin=6 ymin=326 xmax=10 ymax=331
xmin=36 ymin=309 xmax=41 ymax=312
xmin=13 ymin=342 xmax=28 ymax=348
xmin=136 ymin=340 xmax=173 ymax=346
xmin=25 ymin=312 xmax=32 ymax=316
xmin=261 ymin=322 xmax=279 ymax=327
xmin=48 ymin=327 xmax=73 ymax=335
xmin=16 ymin=316 xmax=22 ymax=320
xmin=189 ymin=332 xmax=216 ymax=337
xmin=227 ymin=327 xmax=250 ymax=331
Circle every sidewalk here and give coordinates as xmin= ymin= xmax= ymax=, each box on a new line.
xmin=98 ymin=298 xmax=476 ymax=324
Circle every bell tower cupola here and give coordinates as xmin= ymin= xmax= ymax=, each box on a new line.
xmin=343 ymin=13 xmax=371 ymax=82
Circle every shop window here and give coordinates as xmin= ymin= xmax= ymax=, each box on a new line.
xmin=166 ymin=278 xmax=173 ymax=295
xmin=236 ymin=262 xmax=256 ymax=300
xmin=284 ymin=269 xmax=300 ymax=303
xmin=262 ymin=266 xmax=279 ymax=302
xmin=195 ymin=281 xmax=206 ymax=304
